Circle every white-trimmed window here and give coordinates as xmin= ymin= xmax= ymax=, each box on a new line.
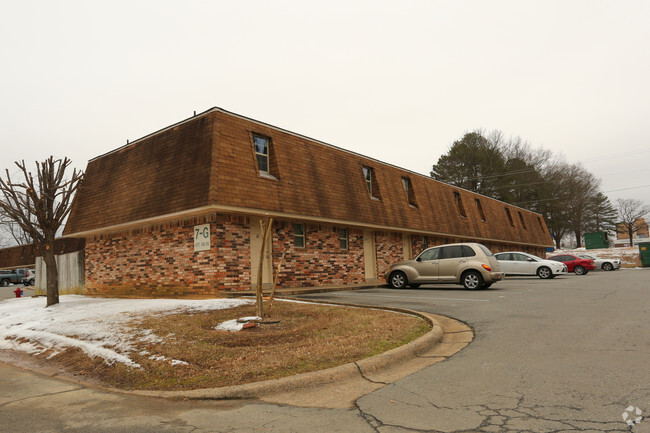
xmin=363 ymin=166 xmax=373 ymax=195
xmin=362 ymin=166 xmax=381 ymax=199
xmin=253 ymin=134 xmax=270 ymax=173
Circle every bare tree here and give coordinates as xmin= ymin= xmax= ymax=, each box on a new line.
xmin=0 ymin=215 xmax=32 ymax=246
xmin=564 ymin=164 xmax=600 ymax=248
xmin=0 ymin=157 xmax=83 ymax=306
xmin=616 ymin=198 xmax=650 ymax=246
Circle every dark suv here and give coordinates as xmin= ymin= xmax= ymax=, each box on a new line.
xmin=0 ymin=268 xmax=34 ymax=286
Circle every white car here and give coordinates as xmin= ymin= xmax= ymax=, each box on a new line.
xmin=578 ymin=254 xmax=621 ymax=271
xmin=495 ymin=252 xmax=568 ymax=279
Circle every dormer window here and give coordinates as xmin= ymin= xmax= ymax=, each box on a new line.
xmin=363 ymin=167 xmax=373 ymax=195
xmin=362 ymin=166 xmax=381 ymax=200
xmin=402 ymin=177 xmax=417 ymax=207
xmin=505 ymin=207 xmax=515 ymax=227
xmin=518 ymin=211 xmax=527 ymax=230
xmin=253 ymin=135 xmax=269 ymax=173
xmin=454 ymin=192 xmax=467 ymax=218
xmin=475 ymin=198 xmax=486 ymax=221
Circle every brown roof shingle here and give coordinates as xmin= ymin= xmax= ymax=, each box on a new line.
xmin=64 ymin=108 xmax=553 ymax=247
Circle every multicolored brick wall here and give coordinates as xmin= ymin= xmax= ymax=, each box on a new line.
xmin=410 ymin=237 xmax=545 ymax=259
xmin=84 ymin=215 xmax=251 ymax=297
xmin=84 ymin=215 xmax=369 ymax=296
xmin=375 ymin=232 xmax=404 ymax=279
xmin=83 ymin=212 xmax=547 ymax=297
xmin=271 ymin=222 xmax=365 ymax=287
xmin=411 ymin=235 xmax=451 ymax=258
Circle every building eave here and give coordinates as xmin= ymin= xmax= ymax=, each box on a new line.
xmin=63 ymin=204 xmax=553 ymax=249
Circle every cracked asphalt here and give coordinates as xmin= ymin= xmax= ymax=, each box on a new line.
xmin=1 ymin=269 xmax=648 ymax=432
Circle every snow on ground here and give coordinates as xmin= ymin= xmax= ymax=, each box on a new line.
xmin=546 ymin=246 xmax=641 ymax=267
xmin=0 ymin=295 xmax=253 ymax=368
xmin=214 ymin=316 xmax=262 ymax=332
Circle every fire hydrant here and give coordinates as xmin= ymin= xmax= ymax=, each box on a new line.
xmin=14 ymin=287 xmax=23 ymax=298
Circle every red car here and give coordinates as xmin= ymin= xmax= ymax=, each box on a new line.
xmin=547 ymin=254 xmax=596 ymax=275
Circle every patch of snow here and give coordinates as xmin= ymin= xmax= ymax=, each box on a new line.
xmin=214 ymin=316 xmax=261 ymax=332
xmin=0 ymin=295 xmax=253 ymax=367
xmin=149 ymin=354 xmax=167 ymax=362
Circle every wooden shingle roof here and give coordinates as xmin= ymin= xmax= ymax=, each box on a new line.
xmin=64 ymin=108 xmax=553 ymax=247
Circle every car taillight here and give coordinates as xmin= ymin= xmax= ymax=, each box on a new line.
xmin=482 ymin=264 xmax=492 ymax=271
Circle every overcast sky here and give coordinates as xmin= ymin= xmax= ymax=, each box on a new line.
xmin=2 ymin=0 xmax=649 ymax=210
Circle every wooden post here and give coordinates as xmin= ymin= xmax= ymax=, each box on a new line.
xmin=256 ymin=215 xmax=272 ymax=317
xmin=265 ymin=246 xmax=288 ymax=317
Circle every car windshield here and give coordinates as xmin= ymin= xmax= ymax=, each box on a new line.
xmin=579 ymin=255 xmax=595 ymax=259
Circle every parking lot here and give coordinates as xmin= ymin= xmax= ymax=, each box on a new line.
xmin=296 ymin=268 xmax=650 ymax=432
xmin=1 ymin=269 xmax=648 ymax=432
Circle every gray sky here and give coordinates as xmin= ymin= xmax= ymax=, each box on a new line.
xmin=2 ymin=0 xmax=649 ymax=209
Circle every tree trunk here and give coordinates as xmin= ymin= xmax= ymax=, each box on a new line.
xmin=574 ymin=230 xmax=582 ymax=248
xmin=43 ymin=247 xmax=59 ymax=307
xmin=628 ymin=226 xmax=635 ymax=246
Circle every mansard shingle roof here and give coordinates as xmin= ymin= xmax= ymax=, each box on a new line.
xmin=64 ymin=108 xmax=553 ymax=247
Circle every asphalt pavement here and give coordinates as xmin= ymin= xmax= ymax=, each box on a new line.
xmin=1 ymin=268 xmax=649 ymax=432
xmin=0 ymin=284 xmax=34 ymax=300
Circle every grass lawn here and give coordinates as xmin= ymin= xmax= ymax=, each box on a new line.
xmin=48 ymin=301 xmax=431 ymax=391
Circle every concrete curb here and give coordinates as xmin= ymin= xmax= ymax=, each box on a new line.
xmin=1 ymin=300 xmax=473 ymax=407
xmin=124 ymin=307 xmax=446 ymax=401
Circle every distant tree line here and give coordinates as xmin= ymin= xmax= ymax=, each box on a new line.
xmin=430 ymin=130 xmax=634 ymax=248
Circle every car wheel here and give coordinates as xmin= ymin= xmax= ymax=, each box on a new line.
xmin=0 ymin=279 xmax=9 ymax=287
xmin=574 ymin=265 xmax=586 ymax=275
xmin=409 ymin=283 xmax=421 ymax=289
xmin=462 ymin=270 xmax=483 ymax=290
xmin=602 ymin=262 xmax=613 ymax=271
xmin=389 ymin=271 xmax=408 ymax=289
xmin=537 ymin=266 xmax=552 ymax=279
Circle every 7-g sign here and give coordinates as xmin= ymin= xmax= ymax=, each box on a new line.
xmin=194 ymin=224 xmax=211 ymax=252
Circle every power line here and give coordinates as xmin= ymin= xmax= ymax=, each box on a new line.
xmin=581 ymin=148 xmax=650 ymax=164
xmin=604 ymin=184 xmax=650 ymax=193
xmin=512 ymin=183 xmax=650 ymax=205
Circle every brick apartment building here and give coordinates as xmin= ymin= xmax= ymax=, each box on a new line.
xmin=616 ymin=217 xmax=649 ymax=246
xmin=63 ymin=108 xmax=553 ymax=296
